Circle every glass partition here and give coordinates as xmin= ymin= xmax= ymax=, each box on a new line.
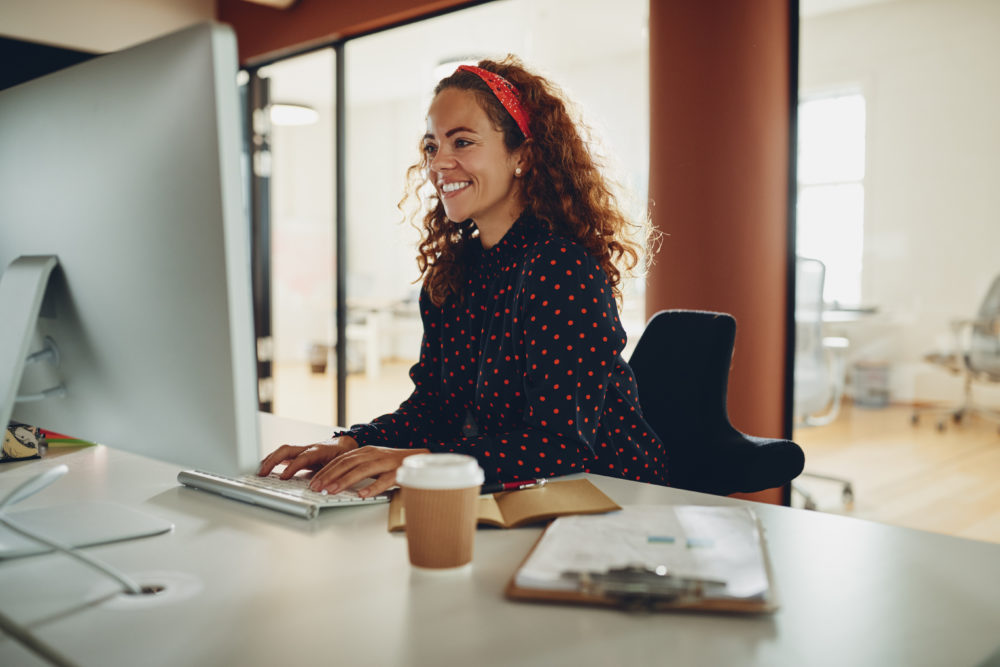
xmin=258 ymin=49 xmax=338 ymax=425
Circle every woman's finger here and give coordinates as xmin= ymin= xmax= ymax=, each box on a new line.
xmin=257 ymin=444 xmax=305 ymax=476
xmin=309 ymin=448 xmax=396 ymax=493
xmin=357 ymin=470 xmax=399 ymax=498
xmin=315 ymin=457 xmax=396 ymax=495
xmin=279 ymin=445 xmax=340 ymax=479
xmin=310 ymin=447 xmax=426 ymax=494
xmin=307 ymin=448 xmax=367 ymax=492
xmin=276 ymin=446 xmax=316 ymax=479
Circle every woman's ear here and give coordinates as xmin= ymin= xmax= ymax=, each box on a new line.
xmin=511 ymin=141 xmax=532 ymax=177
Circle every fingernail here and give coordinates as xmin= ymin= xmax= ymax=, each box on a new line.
xmin=320 ymin=489 xmax=328 ymax=496
xmin=357 ymin=489 xmax=367 ymax=498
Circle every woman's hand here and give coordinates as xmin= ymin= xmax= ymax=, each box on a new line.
xmin=308 ymin=446 xmax=431 ymax=498
xmin=257 ymin=436 xmax=360 ymax=479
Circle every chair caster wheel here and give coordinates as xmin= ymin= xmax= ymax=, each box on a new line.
xmin=911 ymin=414 xmax=919 ymax=426
xmin=937 ymin=421 xmax=947 ymax=432
xmin=843 ymin=485 xmax=854 ymax=505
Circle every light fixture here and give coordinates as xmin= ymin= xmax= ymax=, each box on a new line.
xmin=269 ymin=103 xmax=319 ymax=126
xmin=242 ymin=0 xmax=298 ymax=8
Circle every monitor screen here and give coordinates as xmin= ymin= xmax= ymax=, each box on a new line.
xmin=0 ymin=23 xmax=260 ymax=476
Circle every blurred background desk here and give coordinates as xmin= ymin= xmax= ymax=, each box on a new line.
xmin=821 ymin=304 xmax=879 ymax=324
xmin=1 ymin=413 xmax=999 ymax=667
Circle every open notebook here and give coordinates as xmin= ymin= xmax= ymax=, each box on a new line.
xmin=177 ymin=467 xmax=391 ymax=520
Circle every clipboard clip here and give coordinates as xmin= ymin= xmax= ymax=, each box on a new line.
xmin=561 ymin=565 xmax=727 ymax=611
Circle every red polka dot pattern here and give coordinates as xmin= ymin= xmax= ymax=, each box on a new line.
xmin=341 ymin=215 xmax=668 ymax=486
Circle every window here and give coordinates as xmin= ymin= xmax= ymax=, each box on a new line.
xmin=797 ymin=91 xmax=866 ymax=306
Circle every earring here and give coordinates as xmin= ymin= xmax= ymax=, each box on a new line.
xmin=515 ymin=167 xmax=523 ymax=177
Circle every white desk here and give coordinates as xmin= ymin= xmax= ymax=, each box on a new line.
xmin=2 ymin=415 xmax=999 ymax=667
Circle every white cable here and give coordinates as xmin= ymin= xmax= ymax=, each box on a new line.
xmin=15 ymin=384 xmax=67 ymax=403
xmin=0 ymin=465 xmax=143 ymax=595
xmin=0 ymin=607 xmax=78 ymax=667
xmin=0 ymin=514 xmax=143 ymax=595
xmin=0 ymin=465 xmax=69 ymax=510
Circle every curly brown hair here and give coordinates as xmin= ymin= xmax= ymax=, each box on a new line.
xmin=400 ymin=55 xmax=650 ymax=307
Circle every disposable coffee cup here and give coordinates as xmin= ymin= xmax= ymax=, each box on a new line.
xmin=396 ymin=453 xmax=485 ymax=570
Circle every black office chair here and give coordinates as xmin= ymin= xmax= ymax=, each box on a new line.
xmin=628 ymin=309 xmax=805 ymax=496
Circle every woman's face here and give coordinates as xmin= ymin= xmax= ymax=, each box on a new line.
xmin=424 ymin=88 xmax=524 ymax=237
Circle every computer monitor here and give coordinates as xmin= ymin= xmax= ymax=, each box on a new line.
xmin=0 ymin=23 xmax=260 ymax=476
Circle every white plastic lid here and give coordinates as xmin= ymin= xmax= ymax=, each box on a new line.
xmin=396 ymin=453 xmax=485 ymax=490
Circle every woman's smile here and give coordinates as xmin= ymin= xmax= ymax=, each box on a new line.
xmin=439 ymin=180 xmax=471 ymax=196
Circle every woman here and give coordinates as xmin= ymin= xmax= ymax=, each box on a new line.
xmin=258 ymin=57 xmax=668 ymax=496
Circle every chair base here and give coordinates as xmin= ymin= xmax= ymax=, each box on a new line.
xmin=792 ymin=472 xmax=854 ymax=511
xmin=912 ymin=363 xmax=1000 ymax=433
xmin=912 ymin=402 xmax=1000 ymax=433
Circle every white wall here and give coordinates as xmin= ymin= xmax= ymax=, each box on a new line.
xmin=802 ymin=0 xmax=1000 ymax=404
xmin=0 ymin=0 xmax=213 ymax=52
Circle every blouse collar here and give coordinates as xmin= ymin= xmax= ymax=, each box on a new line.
xmin=482 ymin=213 xmax=540 ymax=263
xmin=473 ymin=213 xmax=539 ymax=278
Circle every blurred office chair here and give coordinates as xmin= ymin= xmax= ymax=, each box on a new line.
xmin=794 ymin=257 xmax=849 ymax=426
xmin=793 ymin=257 xmax=854 ymax=510
xmin=912 ymin=273 xmax=1000 ymax=433
xmin=628 ymin=309 xmax=805 ymax=497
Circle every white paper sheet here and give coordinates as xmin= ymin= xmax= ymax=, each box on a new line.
xmin=515 ymin=505 xmax=770 ymax=600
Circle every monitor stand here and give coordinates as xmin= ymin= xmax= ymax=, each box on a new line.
xmin=0 ymin=255 xmax=63 ymax=434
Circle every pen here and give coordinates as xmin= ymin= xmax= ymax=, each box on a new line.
xmin=480 ymin=478 xmax=548 ymax=495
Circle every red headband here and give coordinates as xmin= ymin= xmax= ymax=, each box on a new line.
xmin=457 ymin=65 xmax=532 ymax=139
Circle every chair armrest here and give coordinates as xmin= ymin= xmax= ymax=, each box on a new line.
xmin=949 ymin=317 xmax=1000 ymax=347
xmin=949 ymin=318 xmax=981 ymax=334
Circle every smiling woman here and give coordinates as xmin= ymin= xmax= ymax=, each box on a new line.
xmin=259 ymin=57 xmax=670 ymax=496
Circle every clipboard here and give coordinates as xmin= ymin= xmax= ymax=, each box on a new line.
xmin=505 ymin=505 xmax=779 ymax=613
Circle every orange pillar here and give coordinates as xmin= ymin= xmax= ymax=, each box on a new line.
xmin=647 ymin=0 xmax=792 ymax=504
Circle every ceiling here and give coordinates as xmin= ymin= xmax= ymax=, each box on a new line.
xmin=259 ymin=0 xmax=649 ymax=109
xmin=258 ymin=0 xmax=903 ymax=111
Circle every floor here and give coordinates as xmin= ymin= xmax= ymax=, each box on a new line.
xmin=273 ymin=361 xmax=1000 ymax=546
xmin=792 ymin=401 xmax=1000 ymax=544
xmin=272 ymin=360 xmax=416 ymax=431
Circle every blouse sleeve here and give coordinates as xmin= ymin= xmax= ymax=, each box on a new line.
xmin=434 ymin=242 xmax=625 ymax=483
xmin=339 ymin=290 xmax=456 ymax=449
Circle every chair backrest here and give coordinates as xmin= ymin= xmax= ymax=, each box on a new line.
xmin=628 ymin=310 xmax=736 ymax=446
xmin=794 ymin=257 xmax=833 ymax=418
xmin=795 ymin=257 xmax=825 ymax=359
xmin=969 ymin=273 xmax=1000 ymax=379
xmin=628 ymin=309 xmax=805 ymax=495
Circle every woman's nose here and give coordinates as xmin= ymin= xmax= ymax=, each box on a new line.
xmin=429 ymin=147 xmax=455 ymax=171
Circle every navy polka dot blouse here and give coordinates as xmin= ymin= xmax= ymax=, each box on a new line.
xmin=342 ymin=214 xmax=669 ymax=486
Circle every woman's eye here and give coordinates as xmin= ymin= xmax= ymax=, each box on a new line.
xmin=422 ymin=143 xmax=437 ymax=155
xmin=454 ymin=138 xmax=472 ymax=148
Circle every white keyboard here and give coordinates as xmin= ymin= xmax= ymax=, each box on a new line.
xmin=239 ymin=471 xmax=383 ymax=503
xmin=177 ymin=469 xmax=391 ymax=519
